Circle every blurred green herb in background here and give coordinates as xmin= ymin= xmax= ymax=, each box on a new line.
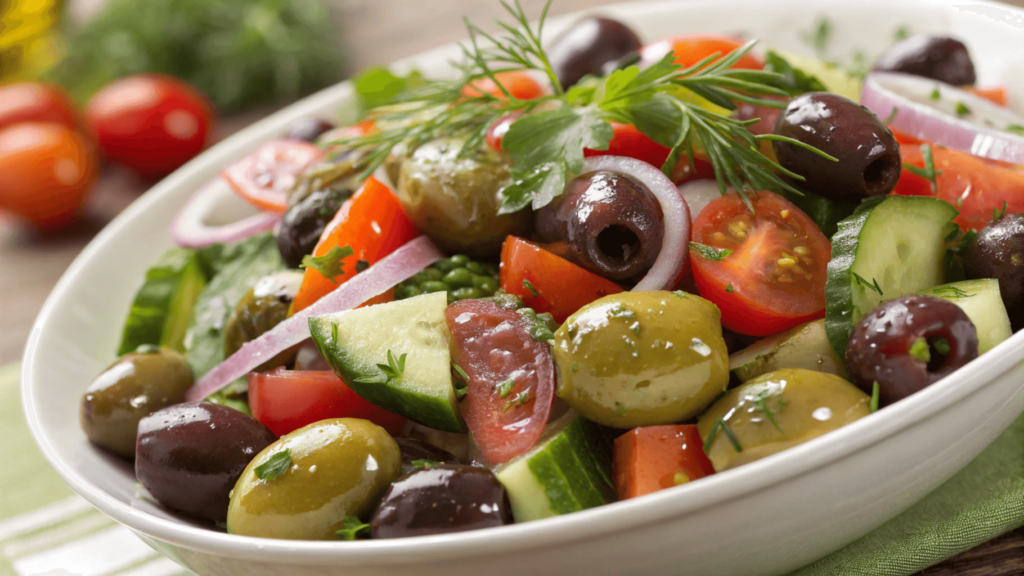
xmin=50 ymin=0 xmax=345 ymax=112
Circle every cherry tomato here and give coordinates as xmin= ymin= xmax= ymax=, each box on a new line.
xmin=484 ymin=113 xmax=519 ymax=151
xmin=249 ymin=368 xmax=407 ymax=438
xmin=291 ymin=176 xmax=420 ymax=312
xmin=0 ymin=122 xmax=98 ymax=230
xmin=894 ymin=144 xmax=1024 ymax=231
xmin=641 ymin=35 xmax=763 ymax=70
xmin=670 ymin=157 xmax=716 ymax=186
xmin=499 ymin=236 xmax=623 ymax=323
xmin=222 ymin=139 xmax=324 ymax=214
xmin=461 ymin=71 xmax=547 ymax=100
xmin=584 ymin=121 xmax=672 ymax=168
xmin=690 ymin=190 xmax=830 ymax=336
xmin=0 ymin=82 xmax=83 ymax=132
xmin=445 ymin=299 xmax=555 ymax=465
xmin=85 ymin=74 xmax=214 ymax=179
xmin=613 ymin=425 xmax=715 ymax=500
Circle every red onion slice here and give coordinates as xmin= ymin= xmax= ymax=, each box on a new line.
xmin=582 ymin=156 xmax=691 ymax=291
xmin=862 ymin=72 xmax=1024 ymax=164
xmin=171 ymin=178 xmax=282 ymax=248
xmin=185 ymin=235 xmax=444 ymax=402
xmin=678 ymin=179 xmax=729 ymax=224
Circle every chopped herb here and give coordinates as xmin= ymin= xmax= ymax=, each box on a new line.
xmin=301 ymin=245 xmax=355 ymax=284
xmin=502 ymin=389 xmax=533 ymax=413
xmin=673 ymin=290 xmax=690 ymax=299
xmin=703 ymin=417 xmax=743 ymax=453
xmin=254 ymin=449 xmax=292 ymax=481
xmin=852 ymin=272 xmax=884 ymax=296
xmin=930 ymin=285 xmax=974 ymax=298
xmin=955 ymin=101 xmax=971 ymax=117
xmin=335 ymin=516 xmax=370 ymax=540
xmin=495 ymin=378 xmax=516 ymax=398
xmin=753 ymin=398 xmax=785 ymax=434
xmin=134 ymin=344 xmax=161 ymax=354
xmin=1007 ymin=124 xmax=1024 ymax=136
xmin=885 ymin=107 xmax=899 ymax=125
xmin=690 ymin=242 xmax=733 ymax=262
xmin=455 ymin=383 xmax=468 ymax=398
xmin=909 ymin=337 xmax=931 ymax=363
xmin=726 ymin=284 xmax=734 ymax=294
xmin=570 ymin=361 xmax=579 ymax=373
xmin=331 ymin=322 xmax=339 ymax=344
xmin=615 ymin=402 xmax=627 ymax=416
xmin=522 ymin=279 xmax=539 ymax=298
xmin=933 ymin=337 xmax=951 ymax=355
xmin=453 ymin=363 xmax=470 ymax=383
xmin=354 ymin=349 xmax=407 ymax=385
xmin=930 ymin=87 xmax=941 ymax=101
xmin=608 ymin=303 xmax=637 ymax=320
xmin=994 ymin=200 xmax=1008 ymax=222
xmin=894 ymin=26 xmax=910 ymax=41
xmin=870 ymin=381 xmax=880 ymax=412
xmin=903 ymin=144 xmax=942 ymax=192
xmin=411 ymin=459 xmax=442 ymax=468
xmin=355 ymin=259 xmax=370 ymax=273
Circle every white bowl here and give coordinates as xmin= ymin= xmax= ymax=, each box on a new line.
xmin=21 ymin=1 xmax=1024 ymax=575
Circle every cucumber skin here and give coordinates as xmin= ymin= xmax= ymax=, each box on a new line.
xmin=118 ymin=247 xmax=206 ymax=355
xmin=523 ymin=417 xmax=615 ymax=514
xmin=779 ymin=189 xmax=857 ymax=239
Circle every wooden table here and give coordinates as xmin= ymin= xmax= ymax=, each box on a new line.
xmin=1 ymin=0 xmax=1021 ymax=573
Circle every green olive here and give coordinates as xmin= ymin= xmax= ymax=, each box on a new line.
xmin=397 ymin=137 xmax=532 ymax=258
xmin=223 ymin=271 xmax=304 ymax=370
xmin=553 ymin=291 xmax=730 ymax=428
xmin=80 ymin=347 xmax=194 ymax=459
xmin=227 ymin=418 xmax=401 ymax=540
xmin=697 ymin=368 xmax=871 ymax=472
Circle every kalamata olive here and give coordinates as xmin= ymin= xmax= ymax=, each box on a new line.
xmin=80 ymin=347 xmax=193 ymax=459
xmin=535 ymin=170 xmax=663 ymax=281
xmin=394 ymin=437 xmax=461 ymax=474
xmin=772 ymin=92 xmax=902 ymax=203
xmin=846 ymin=295 xmax=978 ymax=406
xmin=286 ymin=118 xmax=336 ymax=143
xmin=277 ymin=186 xmax=352 ymax=268
xmin=369 ymin=464 xmax=511 ymax=539
xmin=223 ymin=271 xmax=304 ymax=370
xmin=963 ymin=214 xmax=1024 ymax=331
xmin=136 ymin=402 xmax=276 ymax=522
xmin=547 ymin=17 xmax=643 ymax=89
xmin=873 ymin=35 xmax=976 ymax=86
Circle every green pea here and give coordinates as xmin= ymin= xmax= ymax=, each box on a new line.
xmin=433 ymin=259 xmax=455 ymax=273
xmin=413 ymin=271 xmax=431 ymax=284
xmin=452 ymin=287 xmax=482 ymax=300
xmin=443 ymin=268 xmax=474 ymax=288
xmin=398 ymin=285 xmax=422 ymax=299
xmin=421 ymin=281 xmax=449 ymax=294
xmin=424 ymin=267 xmax=444 ymax=281
xmin=466 ymin=261 xmax=485 ymax=274
xmin=450 ymin=254 xmax=471 ymax=267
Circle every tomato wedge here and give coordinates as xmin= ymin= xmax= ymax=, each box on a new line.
xmin=894 ymin=144 xmax=1024 ymax=231
xmin=584 ymin=121 xmax=671 ymax=168
xmin=690 ymin=191 xmax=830 ymax=336
xmin=641 ymin=35 xmax=763 ymax=70
xmin=223 ymin=139 xmax=324 ymax=214
xmin=462 ymin=71 xmax=547 ymax=101
xmin=968 ymin=86 xmax=1008 ymax=107
xmin=249 ymin=368 xmax=407 ymax=437
xmin=445 ymin=299 xmax=555 ymax=465
xmin=500 ymin=236 xmax=623 ymax=323
xmin=613 ymin=425 xmax=715 ymax=500
xmin=291 ymin=176 xmax=420 ymax=312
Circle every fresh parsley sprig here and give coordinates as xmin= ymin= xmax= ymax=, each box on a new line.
xmin=336 ymin=516 xmax=370 ymax=540
xmin=254 ymin=449 xmax=292 ymax=481
xmin=302 ymin=245 xmax=355 ymax=284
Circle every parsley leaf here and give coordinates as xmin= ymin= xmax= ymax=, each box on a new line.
xmin=301 ymin=245 xmax=355 ymax=284
xmin=894 ymin=26 xmax=910 ymax=41
xmin=354 ymin=67 xmax=425 ymax=120
xmin=1007 ymin=124 xmax=1024 ymax=136
xmin=909 ymin=337 xmax=931 ymax=363
xmin=254 ymin=449 xmax=292 ymax=481
xmin=955 ymin=101 xmax=971 ymax=117
xmin=335 ymin=515 xmax=370 ymax=540
xmin=726 ymin=284 xmax=734 ymax=294
xmin=930 ymin=87 xmax=941 ymax=101
xmin=933 ymin=338 xmax=951 ymax=355
xmin=690 ymin=242 xmax=733 ymax=261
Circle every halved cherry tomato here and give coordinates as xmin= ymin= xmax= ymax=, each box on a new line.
xmin=500 ymin=236 xmax=623 ymax=323
xmin=291 ymin=176 xmax=420 ymax=312
xmin=641 ymin=35 xmax=763 ymax=70
xmin=445 ymin=299 xmax=555 ymax=465
xmin=0 ymin=82 xmax=84 ymax=132
xmin=968 ymin=86 xmax=1008 ymax=107
xmin=462 ymin=71 xmax=547 ymax=100
xmin=249 ymin=368 xmax=407 ymax=437
xmin=690 ymin=190 xmax=830 ymax=336
xmin=894 ymin=144 xmax=1024 ymax=230
xmin=584 ymin=121 xmax=671 ymax=168
xmin=613 ymin=425 xmax=715 ymax=500
xmin=222 ymin=139 xmax=324 ymax=214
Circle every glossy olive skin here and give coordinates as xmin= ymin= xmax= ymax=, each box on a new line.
xmin=535 ymin=171 xmax=663 ymax=281
xmin=369 ymin=464 xmax=511 ymax=539
xmin=80 ymin=348 xmax=193 ymax=459
xmin=553 ymin=291 xmax=729 ymax=428
xmin=873 ymin=35 xmax=976 ymax=86
xmin=963 ymin=214 xmax=1024 ymax=330
xmin=699 ymin=369 xmax=870 ymax=471
xmin=223 ymin=271 xmax=304 ymax=370
xmin=395 ymin=438 xmax=461 ymax=475
xmin=136 ymin=402 xmax=276 ymax=522
xmin=286 ymin=118 xmax=337 ymax=143
xmin=227 ymin=418 xmax=401 ymax=540
xmin=277 ymin=186 xmax=351 ymax=268
xmin=547 ymin=17 xmax=643 ymax=90
xmin=397 ymin=137 xmax=532 ymax=258
xmin=772 ymin=92 xmax=901 ymax=203
xmin=846 ymin=295 xmax=978 ymax=406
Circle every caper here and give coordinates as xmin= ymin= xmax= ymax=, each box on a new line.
xmin=443 ymin=268 xmax=474 ymax=288
xmin=421 ymin=281 xmax=450 ymax=293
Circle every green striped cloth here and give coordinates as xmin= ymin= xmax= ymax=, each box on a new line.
xmin=3 ymin=362 xmax=1022 ymax=575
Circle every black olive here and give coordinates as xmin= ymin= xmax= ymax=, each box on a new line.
xmin=873 ymin=35 xmax=976 ymax=86
xmin=136 ymin=402 xmax=277 ymax=523
xmin=394 ymin=437 xmax=461 ymax=474
xmin=535 ymin=170 xmax=663 ymax=281
xmin=369 ymin=464 xmax=511 ymax=539
xmin=772 ymin=92 xmax=902 ymax=203
xmin=547 ymin=17 xmax=643 ymax=90
xmin=276 ymin=186 xmax=351 ymax=268
xmin=963 ymin=213 xmax=1024 ymax=330
xmin=846 ymin=295 xmax=978 ymax=406
xmin=286 ymin=118 xmax=337 ymax=143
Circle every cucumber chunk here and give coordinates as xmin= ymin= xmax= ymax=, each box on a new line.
xmin=118 ymin=247 xmax=206 ymax=355
xmin=308 ymin=291 xmax=463 ymax=433
xmin=919 ymin=279 xmax=1012 ymax=354
xmin=825 ymin=196 xmax=959 ymax=356
xmin=729 ymin=319 xmax=847 ymax=383
xmin=494 ymin=410 xmax=615 ymax=522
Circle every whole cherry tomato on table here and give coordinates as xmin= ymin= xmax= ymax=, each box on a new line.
xmin=641 ymin=35 xmax=764 ymax=70
xmin=0 ymin=82 xmax=84 ymax=133
xmin=461 ymin=70 xmax=548 ymax=100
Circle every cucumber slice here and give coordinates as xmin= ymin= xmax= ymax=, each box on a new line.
xmin=825 ymin=196 xmax=959 ymax=357
xmin=118 ymin=247 xmax=206 ymax=355
xmin=729 ymin=319 xmax=847 ymax=383
xmin=494 ymin=410 xmax=615 ymax=522
xmin=919 ymin=279 xmax=1012 ymax=354
xmin=308 ymin=291 xmax=463 ymax=433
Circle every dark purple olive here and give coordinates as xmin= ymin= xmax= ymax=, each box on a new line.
xmin=846 ymin=295 xmax=978 ymax=406
xmin=873 ymin=35 xmax=976 ymax=86
xmin=963 ymin=213 xmax=1024 ymax=330
xmin=369 ymin=464 xmax=511 ymax=539
xmin=547 ymin=17 xmax=643 ymax=90
xmin=136 ymin=402 xmax=277 ymax=523
xmin=277 ymin=186 xmax=351 ymax=268
xmin=286 ymin=118 xmax=336 ymax=143
xmin=772 ymin=92 xmax=902 ymax=203
xmin=394 ymin=437 xmax=461 ymax=474
xmin=535 ymin=170 xmax=663 ymax=281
